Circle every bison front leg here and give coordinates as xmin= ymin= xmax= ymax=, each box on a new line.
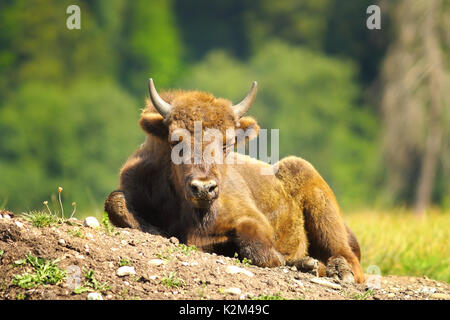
xmin=104 ymin=191 xmax=161 ymax=235
xmin=233 ymin=218 xmax=285 ymax=267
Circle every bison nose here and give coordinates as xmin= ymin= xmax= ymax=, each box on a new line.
xmin=190 ymin=179 xmax=218 ymax=200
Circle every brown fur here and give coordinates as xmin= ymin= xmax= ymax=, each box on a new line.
xmin=105 ymin=89 xmax=364 ymax=283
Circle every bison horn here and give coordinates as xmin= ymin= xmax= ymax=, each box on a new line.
xmin=232 ymin=81 xmax=258 ymax=118
xmin=148 ymin=78 xmax=173 ymax=118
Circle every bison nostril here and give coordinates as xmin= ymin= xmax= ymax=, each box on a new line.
xmin=190 ymin=184 xmax=200 ymax=195
xmin=208 ymin=185 xmax=217 ymax=194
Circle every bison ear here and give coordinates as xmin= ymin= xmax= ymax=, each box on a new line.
xmin=139 ymin=113 xmax=168 ymax=137
xmin=236 ymin=116 xmax=260 ymax=141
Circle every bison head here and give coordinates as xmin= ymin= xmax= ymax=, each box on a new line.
xmin=139 ymin=79 xmax=259 ymax=209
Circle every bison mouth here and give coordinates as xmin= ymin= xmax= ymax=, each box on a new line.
xmin=185 ymin=196 xmax=217 ymax=209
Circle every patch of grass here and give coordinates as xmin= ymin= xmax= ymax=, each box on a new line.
xmin=16 ymin=293 xmax=26 ymax=300
xmin=176 ymin=244 xmax=198 ymax=256
xmin=346 ymin=210 xmax=450 ymax=283
xmin=119 ymin=258 xmax=131 ymax=267
xmin=73 ymin=269 xmax=110 ymax=294
xmin=102 ymin=212 xmax=119 ymax=236
xmin=161 ymin=272 xmax=185 ymax=288
xmin=233 ymin=252 xmax=252 ymax=267
xmin=67 ymin=227 xmax=85 ymax=238
xmin=351 ymin=289 xmax=373 ymax=300
xmin=21 ymin=211 xmax=61 ymax=228
xmin=155 ymin=252 xmax=171 ymax=263
xmin=12 ymin=253 xmax=66 ymax=289
xmin=0 ymin=249 xmax=4 ymax=258
xmin=249 ymin=292 xmax=285 ymax=300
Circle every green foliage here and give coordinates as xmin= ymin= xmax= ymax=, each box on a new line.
xmin=102 ymin=212 xmax=119 ymax=236
xmin=250 ymin=292 xmax=285 ymax=300
xmin=176 ymin=244 xmax=198 ymax=256
xmin=22 ymin=210 xmax=62 ymax=228
xmin=122 ymin=0 xmax=183 ymax=93
xmin=346 ymin=210 xmax=450 ymax=283
xmin=161 ymin=272 xmax=185 ymax=288
xmin=12 ymin=253 xmax=66 ymax=289
xmin=73 ymin=268 xmax=110 ymax=294
xmin=0 ymin=0 xmax=443 ymax=212
xmin=0 ymin=80 xmax=142 ymax=213
xmin=119 ymin=258 xmax=131 ymax=267
xmin=179 ymin=41 xmax=379 ymax=208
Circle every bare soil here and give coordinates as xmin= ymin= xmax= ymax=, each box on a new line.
xmin=1 ymin=210 xmax=449 ymax=300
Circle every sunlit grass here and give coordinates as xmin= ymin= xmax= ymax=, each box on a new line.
xmin=345 ymin=209 xmax=450 ymax=283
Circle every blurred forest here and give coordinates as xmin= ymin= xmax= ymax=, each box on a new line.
xmin=0 ymin=0 xmax=448 ymax=216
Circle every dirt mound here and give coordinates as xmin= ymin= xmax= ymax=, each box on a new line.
xmin=0 ymin=210 xmax=449 ymax=300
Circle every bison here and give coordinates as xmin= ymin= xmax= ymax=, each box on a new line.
xmin=105 ymin=79 xmax=364 ymax=283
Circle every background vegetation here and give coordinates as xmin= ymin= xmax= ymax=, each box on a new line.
xmin=0 ymin=0 xmax=448 ymax=280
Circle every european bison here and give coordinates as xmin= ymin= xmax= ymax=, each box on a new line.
xmin=105 ymin=79 xmax=364 ymax=283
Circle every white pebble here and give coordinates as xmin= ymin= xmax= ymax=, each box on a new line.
xmin=75 ymin=254 xmax=85 ymax=260
xmin=117 ymin=266 xmax=136 ymax=277
xmin=310 ymin=277 xmax=342 ymax=290
xmin=148 ymin=259 xmax=165 ymax=266
xmin=87 ymin=292 xmax=103 ymax=300
xmin=15 ymin=221 xmax=24 ymax=228
xmin=3 ymin=214 xmax=11 ymax=219
xmin=58 ymin=239 xmax=66 ymax=246
xmin=223 ymin=287 xmax=242 ymax=295
xmin=83 ymin=217 xmax=100 ymax=228
xmin=225 ymin=265 xmax=254 ymax=277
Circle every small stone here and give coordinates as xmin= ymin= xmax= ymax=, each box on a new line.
xmin=291 ymin=266 xmax=298 ymax=271
xmin=3 ymin=214 xmax=11 ymax=220
xmin=310 ymin=277 xmax=342 ymax=290
xmin=116 ymin=266 xmax=136 ymax=277
xmin=121 ymin=240 xmax=128 ymax=245
xmin=111 ymin=247 xmax=118 ymax=252
xmin=169 ymin=237 xmax=179 ymax=245
xmin=216 ymin=259 xmax=226 ymax=265
xmin=87 ymin=292 xmax=103 ymax=300
xmin=149 ymin=275 xmax=157 ymax=280
xmin=172 ymin=291 xmax=179 ymax=295
xmin=148 ymin=259 xmax=165 ymax=266
xmin=387 ymin=293 xmax=395 ymax=298
xmin=15 ymin=221 xmax=24 ymax=228
xmin=75 ymin=253 xmax=85 ymax=260
xmin=292 ymin=279 xmax=304 ymax=287
xmin=83 ymin=217 xmax=100 ymax=228
xmin=430 ymin=293 xmax=450 ymax=300
xmin=85 ymin=233 xmax=94 ymax=240
xmin=123 ymin=281 xmax=130 ymax=286
xmin=0 ymin=214 xmax=3 ymax=219
xmin=225 ymin=265 xmax=254 ymax=277
xmin=58 ymin=239 xmax=66 ymax=246
xmin=223 ymin=287 xmax=242 ymax=295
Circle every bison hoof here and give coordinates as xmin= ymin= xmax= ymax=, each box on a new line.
xmin=293 ymin=257 xmax=320 ymax=276
xmin=326 ymin=256 xmax=354 ymax=283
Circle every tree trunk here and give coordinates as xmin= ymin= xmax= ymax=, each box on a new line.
xmin=414 ymin=1 xmax=443 ymax=216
